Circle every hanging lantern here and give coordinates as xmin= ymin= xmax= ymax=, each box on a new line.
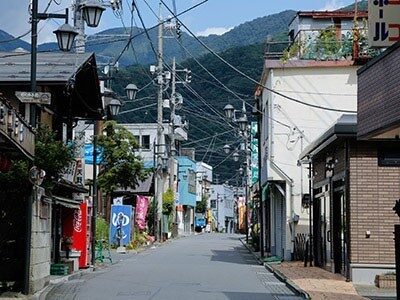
xmin=80 ymin=0 xmax=106 ymax=28
xmin=53 ymin=24 xmax=78 ymax=52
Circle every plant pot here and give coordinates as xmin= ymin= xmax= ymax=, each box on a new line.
xmin=375 ymin=274 xmax=396 ymax=289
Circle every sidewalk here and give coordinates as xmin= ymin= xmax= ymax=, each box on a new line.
xmin=269 ymin=261 xmax=366 ymax=300
xmin=239 ymin=238 xmax=376 ymax=300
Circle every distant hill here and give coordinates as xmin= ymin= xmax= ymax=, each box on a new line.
xmin=0 ymin=30 xmax=30 ymax=52
xmin=0 ymin=9 xmax=296 ymax=65
xmin=339 ymin=0 xmax=368 ymax=11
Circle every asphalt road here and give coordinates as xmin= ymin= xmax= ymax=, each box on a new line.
xmin=45 ymin=234 xmax=302 ymax=300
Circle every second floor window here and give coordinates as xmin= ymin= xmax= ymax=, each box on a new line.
xmin=141 ymin=135 xmax=150 ymax=150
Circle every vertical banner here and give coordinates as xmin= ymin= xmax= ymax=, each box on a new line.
xmin=250 ymin=122 xmax=259 ymax=185
xmin=109 ymin=205 xmax=133 ymax=246
xmin=135 ymin=195 xmax=149 ymax=230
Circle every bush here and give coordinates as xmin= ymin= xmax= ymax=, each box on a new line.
xmin=96 ymin=217 xmax=109 ymax=244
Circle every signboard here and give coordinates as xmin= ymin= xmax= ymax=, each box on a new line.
xmin=84 ymin=144 xmax=103 ymax=165
xmin=250 ymin=122 xmax=259 ymax=185
xmin=188 ymin=169 xmax=196 ymax=194
xmin=369 ymin=0 xmax=400 ymax=47
xmin=109 ymin=205 xmax=133 ymax=246
xmin=135 ymin=195 xmax=149 ymax=230
xmin=15 ymin=91 xmax=51 ymax=105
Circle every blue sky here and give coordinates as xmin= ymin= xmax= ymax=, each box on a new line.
xmin=0 ymin=0 xmax=354 ymax=43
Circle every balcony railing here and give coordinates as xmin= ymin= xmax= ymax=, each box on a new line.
xmin=265 ymin=27 xmax=382 ymax=62
xmin=0 ymin=96 xmax=35 ymax=159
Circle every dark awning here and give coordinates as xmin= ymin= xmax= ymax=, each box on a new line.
xmin=52 ymin=195 xmax=81 ymax=209
xmin=114 ymin=174 xmax=154 ymax=196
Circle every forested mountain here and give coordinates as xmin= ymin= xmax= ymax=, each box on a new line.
xmin=0 ymin=10 xmax=295 ymax=65
xmin=0 ymin=30 xmax=30 ymax=51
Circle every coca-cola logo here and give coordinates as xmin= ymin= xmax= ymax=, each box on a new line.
xmin=73 ymin=208 xmax=82 ymax=233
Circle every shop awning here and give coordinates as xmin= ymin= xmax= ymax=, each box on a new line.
xmin=114 ymin=174 xmax=154 ymax=196
xmin=52 ymin=195 xmax=82 ymax=209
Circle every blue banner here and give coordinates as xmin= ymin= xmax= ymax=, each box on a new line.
xmin=84 ymin=144 xmax=103 ymax=165
xmin=109 ymin=205 xmax=133 ymax=246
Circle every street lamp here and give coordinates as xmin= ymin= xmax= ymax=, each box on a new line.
xmin=237 ymin=115 xmax=248 ymax=132
xmin=223 ymin=144 xmax=231 ymax=154
xmin=238 ymin=167 xmax=244 ymax=176
xmin=125 ymin=83 xmax=139 ymax=101
xmin=108 ymin=99 xmax=122 ymax=117
xmin=224 ymin=104 xmax=235 ymax=119
xmin=80 ymin=0 xmax=106 ymax=28
xmin=233 ymin=152 xmax=240 ymax=162
xmin=53 ymin=24 xmax=78 ymax=52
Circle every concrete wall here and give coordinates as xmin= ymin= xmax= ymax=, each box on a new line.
xmin=30 ymin=199 xmax=52 ymax=293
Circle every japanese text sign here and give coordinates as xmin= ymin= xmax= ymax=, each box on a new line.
xmin=369 ymin=0 xmax=400 ymax=47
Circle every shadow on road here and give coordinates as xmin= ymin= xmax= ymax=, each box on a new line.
xmin=210 ymin=247 xmax=259 ymax=265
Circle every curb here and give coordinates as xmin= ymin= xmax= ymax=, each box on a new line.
xmin=239 ymin=238 xmax=310 ymax=299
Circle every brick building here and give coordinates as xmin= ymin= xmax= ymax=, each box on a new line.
xmin=300 ymin=114 xmax=399 ymax=285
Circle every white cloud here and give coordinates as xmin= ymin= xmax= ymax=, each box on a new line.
xmin=196 ymin=27 xmax=233 ymax=37
xmin=321 ymin=0 xmax=344 ymax=10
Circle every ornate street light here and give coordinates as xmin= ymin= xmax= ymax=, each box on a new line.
xmin=53 ymin=24 xmax=78 ymax=52
xmin=238 ymin=167 xmax=244 ymax=176
xmin=125 ymin=83 xmax=139 ymax=101
xmin=80 ymin=0 xmax=106 ymax=28
xmin=233 ymin=152 xmax=240 ymax=162
xmin=223 ymin=144 xmax=231 ymax=154
xmin=108 ymin=99 xmax=122 ymax=117
xmin=237 ymin=115 xmax=248 ymax=132
xmin=224 ymin=104 xmax=235 ymax=119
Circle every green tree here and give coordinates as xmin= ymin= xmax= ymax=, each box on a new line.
xmin=196 ymin=195 xmax=207 ymax=214
xmin=35 ymin=125 xmax=75 ymax=189
xmin=162 ymin=187 xmax=174 ymax=215
xmin=97 ymin=121 xmax=148 ymax=194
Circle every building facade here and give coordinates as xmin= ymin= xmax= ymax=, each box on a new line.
xmin=300 ymin=115 xmax=400 ymax=284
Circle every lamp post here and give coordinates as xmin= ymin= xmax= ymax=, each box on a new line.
xmin=91 ymin=97 xmax=121 ymax=266
xmin=222 ymin=103 xmax=251 ymax=244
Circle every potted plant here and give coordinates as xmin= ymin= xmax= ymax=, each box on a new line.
xmin=61 ymin=235 xmax=73 ymax=259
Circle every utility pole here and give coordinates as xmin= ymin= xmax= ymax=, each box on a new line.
xmin=169 ymin=58 xmax=177 ymax=187
xmin=155 ymin=2 xmax=165 ymax=242
xmin=74 ymin=0 xmax=85 ymax=53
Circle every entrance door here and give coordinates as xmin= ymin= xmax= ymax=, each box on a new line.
xmin=332 ymin=190 xmax=347 ymax=275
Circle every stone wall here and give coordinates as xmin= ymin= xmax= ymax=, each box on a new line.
xmin=29 ymin=197 xmax=52 ymax=294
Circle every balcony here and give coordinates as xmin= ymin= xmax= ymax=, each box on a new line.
xmin=0 ymin=96 xmax=35 ymax=159
xmin=265 ymin=27 xmax=381 ymax=62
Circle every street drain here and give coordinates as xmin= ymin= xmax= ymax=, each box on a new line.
xmin=117 ymin=291 xmax=152 ymax=296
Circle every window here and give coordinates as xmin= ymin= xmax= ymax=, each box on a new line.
xmin=378 ymin=147 xmax=400 ymax=166
xmin=141 ymin=135 xmax=150 ymax=150
xmin=210 ymin=200 xmax=216 ymax=209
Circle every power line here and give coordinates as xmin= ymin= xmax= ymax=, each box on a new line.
xmin=159 ymin=0 xmax=357 ymax=114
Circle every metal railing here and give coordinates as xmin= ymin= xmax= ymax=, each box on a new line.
xmin=264 ymin=27 xmax=381 ymax=61
xmin=0 ymin=96 xmax=35 ymax=158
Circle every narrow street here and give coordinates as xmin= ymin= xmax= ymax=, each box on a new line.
xmin=45 ymin=234 xmax=302 ymax=300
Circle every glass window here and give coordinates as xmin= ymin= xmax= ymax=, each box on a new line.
xmin=141 ymin=135 xmax=150 ymax=150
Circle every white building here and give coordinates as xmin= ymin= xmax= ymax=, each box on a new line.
xmin=210 ymin=184 xmax=235 ymax=233
xmin=258 ymin=10 xmax=364 ymax=261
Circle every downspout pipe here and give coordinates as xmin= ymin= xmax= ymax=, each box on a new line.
xmin=345 ymin=140 xmax=351 ymax=281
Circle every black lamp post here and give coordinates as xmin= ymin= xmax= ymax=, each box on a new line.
xmin=224 ymin=104 xmax=235 ymax=119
